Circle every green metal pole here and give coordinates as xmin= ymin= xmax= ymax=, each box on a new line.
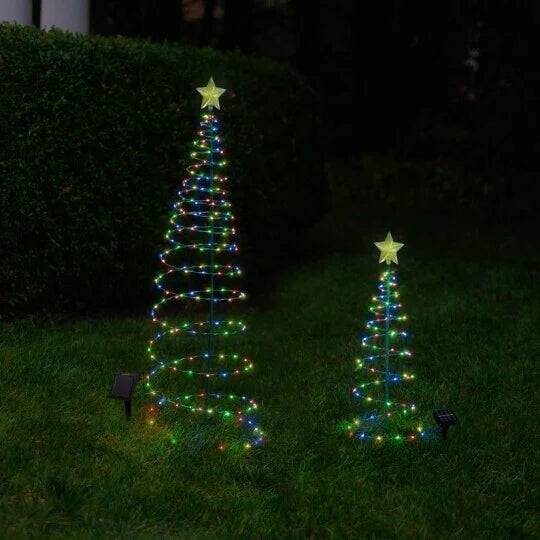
xmin=204 ymin=109 xmax=215 ymax=418
xmin=384 ymin=261 xmax=391 ymax=429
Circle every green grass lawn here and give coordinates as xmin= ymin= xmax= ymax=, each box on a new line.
xmin=1 ymin=253 xmax=538 ymax=538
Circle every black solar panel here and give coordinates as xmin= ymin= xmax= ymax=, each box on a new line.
xmin=110 ymin=373 xmax=139 ymax=400
xmin=433 ymin=409 xmax=457 ymax=425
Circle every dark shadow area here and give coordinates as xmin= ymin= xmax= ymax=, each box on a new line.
xmin=2 ymin=1 xmax=538 ymax=318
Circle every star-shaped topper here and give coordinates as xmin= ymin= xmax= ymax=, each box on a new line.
xmin=374 ymin=232 xmax=404 ymax=264
xmin=196 ymin=77 xmax=226 ymax=110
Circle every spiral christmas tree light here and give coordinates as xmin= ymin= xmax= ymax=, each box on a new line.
xmin=145 ymin=78 xmax=264 ymax=448
xmin=345 ymin=233 xmax=425 ymax=443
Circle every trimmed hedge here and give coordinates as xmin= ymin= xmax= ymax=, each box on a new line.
xmin=0 ymin=24 xmax=327 ymax=317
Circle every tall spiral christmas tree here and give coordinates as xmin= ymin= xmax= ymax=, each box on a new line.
xmin=145 ymin=78 xmax=264 ymax=449
xmin=345 ymin=233 xmax=425 ymax=443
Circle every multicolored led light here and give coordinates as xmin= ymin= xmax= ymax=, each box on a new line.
xmin=345 ymin=236 xmax=425 ymax=443
xmin=145 ymin=86 xmax=264 ymax=449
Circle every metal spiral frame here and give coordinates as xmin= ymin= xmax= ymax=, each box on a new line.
xmin=146 ymin=112 xmax=264 ymax=447
xmin=347 ymin=265 xmax=425 ymax=443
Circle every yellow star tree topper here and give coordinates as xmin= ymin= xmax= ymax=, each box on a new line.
xmin=374 ymin=232 xmax=404 ymax=264
xmin=196 ymin=77 xmax=226 ymax=109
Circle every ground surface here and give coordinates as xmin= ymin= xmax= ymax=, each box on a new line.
xmin=1 ymin=248 xmax=538 ymax=538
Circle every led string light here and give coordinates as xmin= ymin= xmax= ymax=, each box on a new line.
xmin=148 ymin=320 xmax=246 ymax=337
xmin=149 ymin=353 xmax=253 ymax=378
xmin=146 ymin=79 xmax=264 ymax=448
xmin=345 ymin=233 xmax=426 ymax=443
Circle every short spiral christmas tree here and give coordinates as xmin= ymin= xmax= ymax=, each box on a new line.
xmin=345 ymin=233 xmax=425 ymax=443
xmin=145 ymin=78 xmax=264 ymax=448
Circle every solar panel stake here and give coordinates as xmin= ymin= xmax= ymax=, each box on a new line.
xmin=433 ymin=409 xmax=458 ymax=440
xmin=110 ymin=373 xmax=139 ymax=421
xmin=124 ymin=399 xmax=132 ymax=420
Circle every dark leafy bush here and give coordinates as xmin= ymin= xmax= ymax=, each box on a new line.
xmin=0 ymin=24 xmax=327 ymax=317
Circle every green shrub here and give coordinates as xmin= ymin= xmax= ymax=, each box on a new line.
xmin=0 ymin=24 xmax=328 ymax=317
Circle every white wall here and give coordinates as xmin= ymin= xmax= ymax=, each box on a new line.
xmin=41 ymin=0 xmax=90 ymax=35
xmin=0 ymin=0 xmax=33 ymax=25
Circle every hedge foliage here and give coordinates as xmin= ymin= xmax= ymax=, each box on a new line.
xmin=0 ymin=24 xmax=327 ymax=317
